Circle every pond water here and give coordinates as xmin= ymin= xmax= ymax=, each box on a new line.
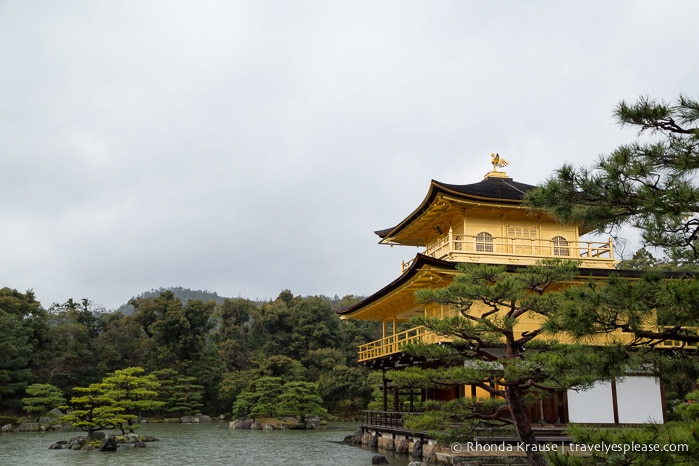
xmin=0 ymin=422 xmax=414 ymax=466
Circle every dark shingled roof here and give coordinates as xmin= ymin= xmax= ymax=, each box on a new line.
xmin=335 ymin=253 xmax=456 ymax=316
xmin=435 ymin=176 xmax=537 ymax=201
xmin=335 ymin=252 xmax=658 ymax=318
xmin=375 ymin=175 xmax=538 ymax=239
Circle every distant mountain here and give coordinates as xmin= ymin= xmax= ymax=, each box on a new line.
xmin=115 ymin=287 xmax=363 ymax=315
xmin=116 ymin=286 xmax=227 ymax=315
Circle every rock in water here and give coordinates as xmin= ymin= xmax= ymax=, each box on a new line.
xmin=67 ymin=437 xmax=88 ymax=450
xmin=412 ymin=438 xmax=423 ymax=458
xmin=99 ymin=434 xmax=118 ymax=452
xmin=372 ymin=455 xmax=389 ymax=464
xmin=123 ymin=433 xmax=140 ymax=443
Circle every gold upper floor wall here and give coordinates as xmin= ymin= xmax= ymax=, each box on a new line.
xmin=378 ymin=172 xmax=617 ymax=271
xmin=403 ymin=217 xmax=616 ymax=272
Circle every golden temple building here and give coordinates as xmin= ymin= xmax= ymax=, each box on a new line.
xmin=338 ymin=157 xmax=666 ymax=430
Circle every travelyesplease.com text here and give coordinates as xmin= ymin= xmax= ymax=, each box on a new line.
xmin=451 ymin=441 xmax=689 ymax=455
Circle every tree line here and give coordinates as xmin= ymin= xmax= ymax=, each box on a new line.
xmin=0 ymin=288 xmax=380 ymax=421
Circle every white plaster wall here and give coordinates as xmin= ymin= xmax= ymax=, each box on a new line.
xmin=567 ymin=377 xmax=664 ymax=424
xmin=567 ymin=381 xmax=615 ymax=423
xmin=616 ymin=376 xmax=664 ymax=423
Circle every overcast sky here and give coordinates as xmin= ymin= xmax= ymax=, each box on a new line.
xmin=1 ymin=1 xmax=697 ymax=310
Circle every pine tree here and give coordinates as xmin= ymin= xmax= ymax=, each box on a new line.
xmin=526 ymin=95 xmax=699 ymax=345
xmin=277 ymin=381 xmax=328 ymax=427
xmin=60 ymin=384 xmax=128 ymax=439
xmin=102 ymin=367 xmax=163 ymax=434
xmin=526 ymin=95 xmax=699 ymax=264
xmin=404 ymin=260 xmax=632 ymax=466
xmin=22 ymin=383 xmax=66 ymax=422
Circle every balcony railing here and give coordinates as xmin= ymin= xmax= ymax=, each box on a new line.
xmin=358 ymin=323 xmax=694 ymax=363
xmin=656 ymin=326 xmax=699 ymax=349
xmin=401 ymin=234 xmax=616 ymax=272
xmin=358 ymin=325 xmax=444 ymax=362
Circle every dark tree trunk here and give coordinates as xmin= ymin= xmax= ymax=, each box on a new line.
xmin=505 ymin=385 xmax=546 ymax=466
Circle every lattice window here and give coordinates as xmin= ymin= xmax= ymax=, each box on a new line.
xmin=476 ymin=232 xmax=493 ymax=252
xmin=507 ymin=226 xmax=537 ymax=238
xmin=552 ymin=236 xmax=570 ymax=256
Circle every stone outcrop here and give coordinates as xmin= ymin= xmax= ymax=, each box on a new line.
xmin=15 ymin=422 xmax=40 ymax=432
xmin=229 ymin=418 xmax=305 ymax=430
xmin=123 ymin=433 xmax=140 ymax=443
xmin=342 ymin=428 xmax=363 ymax=444
xmin=412 ymin=438 xmax=423 ymax=458
xmin=181 ymin=413 xmax=213 ymax=423
xmin=230 ymin=419 xmax=252 ymax=429
xmin=99 ymin=435 xmax=118 ymax=452
xmin=39 ymin=408 xmax=65 ymax=424
xmin=48 ymin=433 xmax=159 ymax=450
xmin=396 ymin=438 xmax=410 ymax=454
xmin=67 ymin=437 xmax=92 ymax=450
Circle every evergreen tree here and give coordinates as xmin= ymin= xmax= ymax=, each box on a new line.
xmin=22 ymin=383 xmax=66 ymax=422
xmin=152 ymin=368 xmax=204 ymax=417
xmin=231 ymin=376 xmax=284 ymax=420
xmin=96 ymin=312 xmax=149 ymax=373
xmin=214 ymin=298 xmax=256 ymax=371
xmin=525 ymin=95 xmax=699 ymax=263
xmin=0 ymin=313 xmax=31 ymax=409
xmin=101 ymin=367 xmax=163 ymax=434
xmin=404 ymin=260 xmax=630 ymax=466
xmin=61 ymin=384 xmax=128 ymax=439
xmin=524 ymin=94 xmax=699 ymax=464
xmin=0 ymin=287 xmax=45 ymax=408
xmin=277 ymin=381 xmax=328 ymax=427
xmin=249 ymin=376 xmax=284 ymax=419
xmin=526 ymin=95 xmax=699 ymax=345
xmin=39 ymin=299 xmax=107 ymax=392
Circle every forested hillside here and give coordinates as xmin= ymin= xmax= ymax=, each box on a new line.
xmin=116 ymin=287 xmax=228 ymax=314
xmin=0 ymin=287 xmax=379 ymax=419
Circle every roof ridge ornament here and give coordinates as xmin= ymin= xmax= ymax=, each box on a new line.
xmin=485 ymin=153 xmax=510 ymax=179
xmin=491 ymin=152 xmax=509 ymax=171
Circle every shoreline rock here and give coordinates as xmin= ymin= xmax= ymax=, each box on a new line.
xmin=48 ymin=433 xmax=160 ymax=450
xmin=229 ymin=417 xmax=321 ymax=430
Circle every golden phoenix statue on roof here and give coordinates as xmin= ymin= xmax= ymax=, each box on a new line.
xmin=490 ymin=153 xmax=510 ymax=171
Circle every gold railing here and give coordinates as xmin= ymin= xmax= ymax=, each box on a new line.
xmin=358 ymin=325 xmax=698 ymax=362
xmin=401 ymin=235 xmax=616 ymax=272
xmin=358 ymin=325 xmax=444 ymax=362
xmin=657 ymin=326 xmax=699 ymax=349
